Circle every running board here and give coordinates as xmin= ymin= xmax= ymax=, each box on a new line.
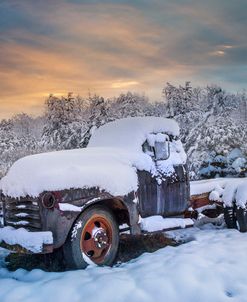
xmin=139 ymin=216 xmax=194 ymax=233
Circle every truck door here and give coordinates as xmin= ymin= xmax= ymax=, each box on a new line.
xmin=137 ymin=133 xmax=189 ymax=218
xmin=159 ymin=165 xmax=190 ymax=216
xmin=137 ymin=134 xmax=168 ymax=217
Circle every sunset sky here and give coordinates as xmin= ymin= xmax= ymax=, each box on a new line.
xmin=0 ymin=0 xmax=247 ymax=119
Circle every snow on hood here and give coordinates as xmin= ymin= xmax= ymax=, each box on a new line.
xmin=0 ymin=147 xmax=141 ymax=198
xmin=0 ymin=117 xmax=185 ymax=198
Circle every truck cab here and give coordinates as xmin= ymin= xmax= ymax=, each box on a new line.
xmin=0 ymin=117 xmax=190 ymax=268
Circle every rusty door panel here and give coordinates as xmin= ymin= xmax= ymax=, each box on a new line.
xmin=162 ymin=165 xmax=189 ymax=215
xmin=137 ymin=164 xmax=190 ymax=218
xmin=162 ymin=179 xmax=188 ymax=215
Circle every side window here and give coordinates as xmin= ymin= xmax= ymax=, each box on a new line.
xmin=142 ymin=133 xmax=170 ymax=161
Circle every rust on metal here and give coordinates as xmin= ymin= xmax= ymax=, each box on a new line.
xmin=189 ymin=193 xmax=224 ymax=217
xmin=184 ymin=210 xmax=198 ymax=219
xmin=190 ymin=193 xmax=211 ymax=209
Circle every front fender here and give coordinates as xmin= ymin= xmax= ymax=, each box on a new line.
xmin=42 ymin=190 xmax=140 ymax=249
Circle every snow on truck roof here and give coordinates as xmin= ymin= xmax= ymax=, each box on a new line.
xmin=0 ymin=117 xmax=184 ymax=198
xmin=89 ymin=117 xmax=179 ymax=151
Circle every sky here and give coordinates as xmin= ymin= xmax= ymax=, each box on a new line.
xmin=0 ymin=0 xmax=247 ymax=119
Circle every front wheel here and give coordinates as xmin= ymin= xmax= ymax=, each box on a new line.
xmin=63 ymin=205 xmax=119 ymax=269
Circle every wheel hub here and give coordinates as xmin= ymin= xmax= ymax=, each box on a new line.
xmin=93 ymin=228 xmax=109 ymax=249
xmin=80 ymin=214 xmax=113 ymax=264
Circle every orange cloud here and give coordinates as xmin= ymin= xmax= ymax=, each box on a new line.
xmin=2 ymin=1 xmax=244 ymax=119
xmin=0 ymin=3 xmax=193 ymax=119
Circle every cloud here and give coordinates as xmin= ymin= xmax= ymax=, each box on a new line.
xmin=0 ymin=0 xmax=246 ymax=118
xmin=111 ymin=81 xmax=139 ymax=89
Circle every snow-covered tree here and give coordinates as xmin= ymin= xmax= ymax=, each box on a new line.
xmin=0 ymin=116 xmax=43 ymax=178
xmin=79 ymin=94 xmax=112 ymax=147
xmin=162 ymin=82 xmax=247 ymax=179
xmin=109 ymin=92 xmax=150 ymax=119
xmin=0 ymin=83 xmax=246 ymax=180
xmin=41 ymin=93 xmax=88 ymax=150
xmin=163 ymin=82 xmax=194 ymax=117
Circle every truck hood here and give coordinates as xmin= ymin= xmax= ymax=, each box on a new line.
xmin=0 ymin=147 xmax=153 ymax=198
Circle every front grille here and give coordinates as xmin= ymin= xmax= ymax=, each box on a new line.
xmin=4 ymin=198 xmax=42 ymax=231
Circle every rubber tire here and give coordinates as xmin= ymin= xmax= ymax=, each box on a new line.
xmin=63 ymin=205 xmax=119 ymax=270
xmin=224 ymin=206 xmax=237 ymax=229
xmin=236 ymin=207 xmax=247 ymax=233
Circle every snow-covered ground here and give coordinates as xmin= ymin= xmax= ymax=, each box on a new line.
xmin=1 ymin=224 xmax=247 ymax=302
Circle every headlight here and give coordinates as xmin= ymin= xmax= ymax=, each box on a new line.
xmin=41 ymin=192 xmax=56 ymax=209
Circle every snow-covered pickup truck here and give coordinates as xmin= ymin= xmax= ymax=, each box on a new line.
xmin=0 ymin=117 xmax=243 ymax=269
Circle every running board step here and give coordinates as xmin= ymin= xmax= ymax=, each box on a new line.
xmin=139 ymin=216 xmax=194 ymax=233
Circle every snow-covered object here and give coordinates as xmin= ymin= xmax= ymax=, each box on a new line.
xmin=90 ymin=117 xmax=186 ymax=177
xmin=140 ymin=216 xmax=193 ymax=232
xmin=59 ymin=203 xmax=82 ymax=212
xmin=0 ymin=148 xmax=139 ymax=198
xmin=59 ymin=198 xmax=103 ymax=212
xmin=227 ymin=148 xmax=243 ymax=162
xmin=88 ymin=117 xmax=180 ymax=151
xmin=146 ymin=133 xmax=169 ymax=147
xmin=235 ymin=182 xmax=247 ymax=208
xmin=0 ymin=117 xmax=186 ymax=198
xmin=191 ymin=178 xmax=233 ymax=196
xmin=209 ymin=190 xmax=221 ymax=202
xmin=0 ymin=227 xmax=53 ymax=253
xmin=232 ymin=158 xmax=246 ymax=173
xmin=191 ymin=178 xmax=247 ymax=208
xmin=221 ymin=180 xmax=241 ymax=207
xmin=156 ymin=139 xmax=186 ymax=176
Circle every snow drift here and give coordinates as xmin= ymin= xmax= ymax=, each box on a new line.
xmin=1 ymin=226 xmax=247 ymax=302
xmin=0 ymin=227 xmax=52 ymax=253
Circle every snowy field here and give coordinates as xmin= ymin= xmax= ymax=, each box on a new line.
xmin=1 ymin=224 xmax=247 ymax=302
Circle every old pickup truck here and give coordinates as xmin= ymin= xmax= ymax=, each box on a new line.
xmin=0 ymin=117 xmax=241 ymax=269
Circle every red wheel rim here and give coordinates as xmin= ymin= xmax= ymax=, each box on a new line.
xmin=80 ymin=214 xmax=113 ymax=264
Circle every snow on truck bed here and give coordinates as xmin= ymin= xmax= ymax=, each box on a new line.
xmin=191 ymin=178 xmax=247 ymax=208
xmin=0 ymin=117 xmax=186 ymax=198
